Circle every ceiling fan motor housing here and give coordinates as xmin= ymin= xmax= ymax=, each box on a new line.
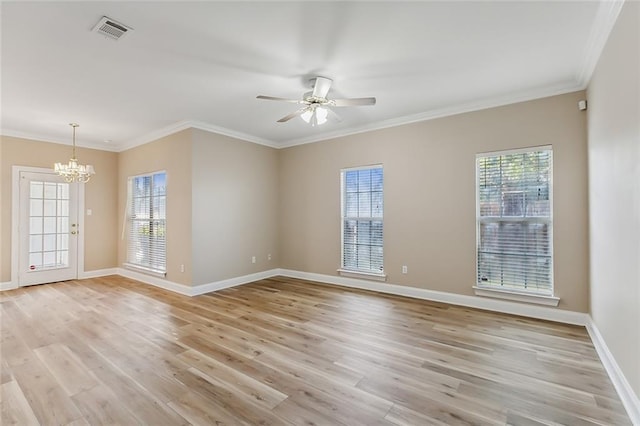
xmin=256 ymin=75 xmax=375 ymax=123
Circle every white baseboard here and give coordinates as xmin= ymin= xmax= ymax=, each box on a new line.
xmin=277 ymin=269 xmax=589 ymax=325
xmin=80 ymin=268 xmax=119 ymax=279
xmin=586 ymin=318 xmax=640 ymax=425
xmin=191 ymin=269 xmax=280 ymax=296
xmin=0 ymin=268 xmax=119 ymax=292
xmin=115 ymin=267 xmax=281 ymax=297
xmin=0 ymin=281 xmax=18 ymax=291
xmin=116 ymin=267 xmax=192 ymax=296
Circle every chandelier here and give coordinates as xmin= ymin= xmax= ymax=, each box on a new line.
xmin=54 ymin=123 xmax=95 ymax=183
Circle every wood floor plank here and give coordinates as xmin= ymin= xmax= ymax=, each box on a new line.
xmin=335 ymin=351 xmax=461 ymax=395
xmin=0 ymin=358 xmax=13 ymax=385
xmin=1 ymin=300 xmax=58 ymax=352
xmin=9 ymin=356 xmax=83 ymax=425
xmin=167 ymin=389 xmax=254 ymax=426
xmin=177 ymin=349 xmax=289 ymax=410
xmin=0 ymin=317 xmax=35 ymax=368
xmin=89 ymin=362 xmax=189 ymax=425
xmin=254 ymin=342 xmax=364 ymax=387
xmin=70 ymin=384 xmax=140 ymax=425
xmin=0 ymin=380 xmax=40 ymax=426
xmin=271 ymin=396 xmax=352 ymax=426
xmin=384 ymin=403 xmax=459 ymax=426
xmin=173 ymin=367 xmax=292 ymax=425
xmin=0 ymin=275 xmax=632 ymax=425
xmin=457 ymin=380 xmax=632 ymax=425
xmin=356 ymin=373 xmax=507 ymax=425
xmin=33 ymin=344 xmax=99 ymax=396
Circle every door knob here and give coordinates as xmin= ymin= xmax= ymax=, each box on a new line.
xmin=71 ymin=231 xmax=77 ymax=235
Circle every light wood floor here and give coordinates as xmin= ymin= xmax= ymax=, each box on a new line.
xmin=0 ymin=275 xmax=631 ymax=425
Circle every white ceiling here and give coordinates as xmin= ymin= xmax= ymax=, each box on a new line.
xmin=0 ymin=1 xmax=621 ymax=151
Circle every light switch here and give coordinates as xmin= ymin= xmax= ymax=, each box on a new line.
xmin=86 ymin=209 xmax=92 ymax=216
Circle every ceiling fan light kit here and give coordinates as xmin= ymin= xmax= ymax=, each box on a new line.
xmin=301 ymin=105 xmax=328 ymax=126
xmin=257 ymin=76 xmax=376 ymax=126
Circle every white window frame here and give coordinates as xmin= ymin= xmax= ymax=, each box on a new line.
xmin=124 ymin=170 xmax=167 ymax=277
xmin=474 ymin=146 xmax=559 ymax=306
xmin=338 ymin=164 xmax=386 ymax=281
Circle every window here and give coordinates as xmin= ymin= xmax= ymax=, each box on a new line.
xmin=476 ymin=147 xmax=553 ymax=298
xmin=340 ymin=166 xmax=384 ymax=277
xmin=126 ymin=171 xmax=166 ymax=276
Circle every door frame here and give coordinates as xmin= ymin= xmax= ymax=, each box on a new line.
xmin=11 ymin=165 xmax=86 ymax=286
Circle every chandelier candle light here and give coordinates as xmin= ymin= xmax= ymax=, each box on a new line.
xmin=54 ymin=123 xmax=95 ymax=183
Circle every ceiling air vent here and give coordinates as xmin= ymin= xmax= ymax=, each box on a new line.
xmin=92 ymin=16 xmax=132 ymax=41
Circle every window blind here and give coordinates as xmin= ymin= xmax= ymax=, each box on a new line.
xmin=342 ymin=166 xmax=384 ymax=274
xmin=476 ymin=148 xmax=553 ymax=295
xmin=126 ymin=172 xmax=166 ymax=275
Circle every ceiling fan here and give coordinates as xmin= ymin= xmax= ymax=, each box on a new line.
xmin=257 ymin=77 xmax=376 ymax=126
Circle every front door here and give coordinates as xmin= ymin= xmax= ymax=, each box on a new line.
xmin=18 ymin=171 xmax=79 ymax=286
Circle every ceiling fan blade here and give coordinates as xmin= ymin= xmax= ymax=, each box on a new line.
xmin=277 ymin=107 xmax=310 ymax=123
xmin=331 ymin=97 xmax=377 ymax=107
xmin=312 ymin=77 xmax=333 ymax=99
xmin=327 ymin=108 xmax=343 ymax=123
xmin=257 ymin=95 xmax=307 ymax=104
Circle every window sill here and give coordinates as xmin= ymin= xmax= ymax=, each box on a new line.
xmin=473 ymin=286 xmax=560 ymax=306
xmin=337 ymin=269 xmax=387 ymax=282
xmin=123 ymin=263 xmax=167 ymax=278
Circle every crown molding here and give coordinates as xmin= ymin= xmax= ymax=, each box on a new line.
xmin=0 ymin=128 xmax=120 ymax=152
xmin=277 ymin=82 xmax=585 ymax=149
xmin=2 ymin=81 xmax=583 ymax=153
xmin=0 ymin=81 xmax=584 ymax=153
xmin=117 ymin=119 xmax=279 ymax=152
xmin=576 ymin=0 xmax=625 ymax=87
xmin=189 ymin=120 xmax=280 ymax=149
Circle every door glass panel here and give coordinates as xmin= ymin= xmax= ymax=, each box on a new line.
xmin=43 ymin=200 xmax=56 ymax=216
xmin=58 ymin=183 xmax=69 ymax=199
xmin=30 ymin=199 xmax=43 ymax=216
xmin=43 ymin=234 xmax=56 ymax=251
xmin=57 ymin=234 xmax=69 ymax=250
xmin=28 ymin=180 xmax=70 ymax=270
xmin=57 ymin=200 xmax=69 ymax=216
xmin=30 ymin=182 xmax=44 ymax=198
xmin=30 ymin=217 xmax=43 ymax=234
xmin=30 ymin=235 xmax=42 ymax=252
xmin=44 ymin=183 xmax=57 ymax=199
xmin=43 ymin=252 xmax=56 ymax=267
xmin=57 ymin=217 xmax=69 ymax=233
xmin=57 ymin=251 xmax=68 ymax=265
xmin=29 ymin=253 xmax=43 ymax=268
xmin=43 ymin=217 xmax=56 ymax=233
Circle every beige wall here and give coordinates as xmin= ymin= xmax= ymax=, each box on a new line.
xmin=191 ymin=129 xmax=279 ymax=285
xmin=2 ymin=92 xmax=590 ymax=314
xmin=587 ymin=1 xmax=640 ymax=398
xmin=280 ymin=91 xmax=589 ymax=312
xmin=117 ymin=130 xmax=193 ymax=286
xmin=0 ymin=136 xmax=118 ymax=282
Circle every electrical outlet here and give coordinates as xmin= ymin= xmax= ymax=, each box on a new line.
xmin=267 ymin=253 xmax=272 ymax=261
xmin=252 ymin=256 xmax=256 ymax=264
xmin=402 ymin=265 xmax=408 ymax=274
